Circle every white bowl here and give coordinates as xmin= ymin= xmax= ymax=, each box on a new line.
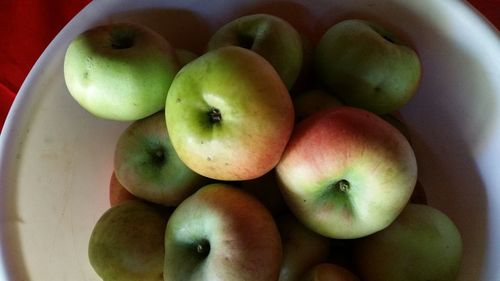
xmin=1 ymin=0 xmax=499 ymax=280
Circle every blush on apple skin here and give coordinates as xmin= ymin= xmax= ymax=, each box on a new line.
xmin=304 ymin=263 xmax=361 ymax=281
xmin=109 ymin=171 xmax=138 ymax=207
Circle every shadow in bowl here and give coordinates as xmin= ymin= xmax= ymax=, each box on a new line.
xmin=110 ymin=8 xmax=212 ymax=54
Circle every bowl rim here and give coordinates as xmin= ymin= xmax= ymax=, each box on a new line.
xmin=0 ymin=0 xmax=499 ymax=280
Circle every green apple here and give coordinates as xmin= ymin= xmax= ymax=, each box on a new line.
xmin=277 ymin=214 xmax=331 ymax=281
xmin=240 ymin=170 xmax=288 ymax=216
xmin=315 ymin=19 xmax=421 ymax=114
xmin=175 ymin=48 xmax=198 ymax=66
xmin=64 ymin=22 xmax=180 ymax=121
xmin=88 ymin=200 xmax=169 ymax=281
xmin=165 ymin=46 xmax=294 ymax=181
xmin=292 ymin=88 xmax=343 ymax=122
xmin=163 ymin=183 xmax=282 ymax=281
xmin=276 ymin=106 xmax=418 ymax=239
xmin=109 ymin=171 xmax=138 ymax=207
xmin=353 ymin=203 xmax=463 ymax=281
xmin=207 ymin=13 xmax=303 ymax=89
xmin=303 ymin=263 xmax=360 ymax=281
xmin=114 ymin=111 xmax=208 ymax=206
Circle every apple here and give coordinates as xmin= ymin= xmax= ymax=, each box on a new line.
xmin=175 ymin=48 xmax=198 ymax=66
xmin=207 ymin=13 xmax=303 ymax=89
xmin=303 ymin=263 xmax=360 ymax=281
xmin=315 ymin=19 xmax=421 ymax=114
xmin=276 ymin=106 xmax=418 ymax=239
xmin=165 ymin=46 xmax=294 ymax=181
xmin=109 ymin=171 xmax=138 ymax=207
xmin=64 ymin=22 xmax=180 ymax=121
xmin=292 ymin=88 xmax=343 ymax=122
xmin=88 ymin=200 xmax=169 ymax=281
xmin=114 ymin=111 xmax=208 ymax=206
xmin=277 ymin=214 xmax=331 ymax=281
xmin=240 ymin=170 xmax=288 ymax=216
xmin=163 ymin=183 xmax=282 ymax=281
xmin=353 ymin=203 xmax=463 ymax=281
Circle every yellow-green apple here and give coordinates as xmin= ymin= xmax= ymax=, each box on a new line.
xmin=276 ymin=106 xmax=418 ymax=239
xmin=353 ymin=203 xmax=463 ymax=281
xmin=277 ymin=214 xmax=331 ymax=281
xmin=64 ymin=22 xmax=180 ymax=121
xmin=240 ymin=170 xmax=288 ymax=216
xmin=109 ymin=171 xmax=138 ymax=207
xmin=207 ymin=14 xmax=303 ymax=89
xmin=303 ymin=263 xmax=360 ymax=281
xmin=315 ymin=19 xmax=421 ymax=114
xmin=292 ymin=88 xmax=343 ymax=122
xmin=163 ymin=183 xmax=282 ymax=281
xmin=175 ymin=48 xmax=198 ymax=66
xmin=114 ymin=111 xmax=208 ymax=206
xmin=165 ymin=46 xmax=294 ymax=181
xmin=88 ymin=200 xmax=169 ymax=281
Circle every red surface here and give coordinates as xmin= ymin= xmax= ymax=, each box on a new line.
xmin=0 ymin=0 xmax=498 ymax=132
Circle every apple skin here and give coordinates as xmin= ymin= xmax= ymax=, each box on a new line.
xmin=293 ymin=88 xmax=343 ymax=122
xmin=276 ymin=106 xmax=418 ymax=239
xmin=165 ymin=46 xmax=294 ymax=181
xmin=315 ymin=19 xmax=421 ymax=114
xmin=353 ymin=203 xmax=463 ymax=281
xmin=207 ymin=13 xmax=302 ymax=89
xmin=64 ymin=22 xmax=180 ymax=121
xmin=163 ymin=183 xmax=282 ymax=281
xmin=303 ymin=263 xmax=360 ymax=281
xmin=109 ymin=171 xmax=138 ymax=207
xmin=277 ymin=214 xmax=331 ymax=281
xmin=114 ymin=111 xmax=208 ymax=206
xmin=88 ymin=200 xmax=170 ymax=281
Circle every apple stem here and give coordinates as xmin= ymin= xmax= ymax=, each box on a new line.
xmin=208 ymin=107 xmax=222 ymax=123
xmin=335 ymin=180 xmax=350 ymax=192
xmin=196 ymin=239 xmax=211 ymax=257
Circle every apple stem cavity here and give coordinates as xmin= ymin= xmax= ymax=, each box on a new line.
xmin=237 ymin=33 xmax=255 ymax=49
xmin=208 ymin=107 xmax=222 ymax=123
xmin=110 ymin=29 xmax=136 ymax=49
xmin=196 ymin=239 xmax=211 ymax=258
xmin=149 ymin=148 xmax=165 ymax=165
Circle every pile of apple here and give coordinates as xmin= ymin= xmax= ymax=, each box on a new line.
xmin=63 ymin=13 xmax=463 ymax=281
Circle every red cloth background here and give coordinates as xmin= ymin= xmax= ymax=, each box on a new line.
xmin=0 ymin=0 xmax=498 ymax=132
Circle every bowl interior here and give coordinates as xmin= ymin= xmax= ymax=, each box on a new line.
xmin=1 ymin=0 xmax=499 ymax=280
